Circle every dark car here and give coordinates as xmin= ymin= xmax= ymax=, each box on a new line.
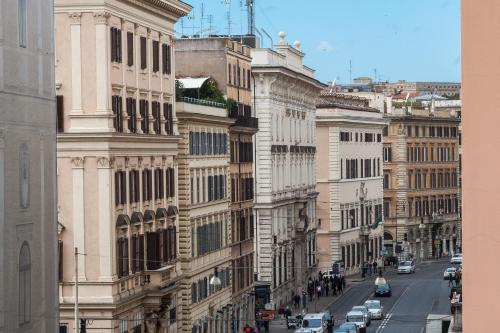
xmin=374 ymin=283 xmax=392 ymax=297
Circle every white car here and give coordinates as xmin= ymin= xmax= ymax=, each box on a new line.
xmin=397 ymin=260 xmax=415 ymax=274
xmin=350 ymin=306 xmax=371 ymax=326
xmin=294 ymin=313 xmax=328 ymax=333
xmin=444 ymin=267 xmax=457 ymax=280
xmin=450 ymin=255 xmax=462 ymax=264
xmin=345 ymin=310 xmax=367 ymax=333
xmin=364 ymin=300 xmax=384 ymax=319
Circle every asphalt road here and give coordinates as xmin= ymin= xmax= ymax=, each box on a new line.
xmin=270 ymin=260 xmax=454 ymax=333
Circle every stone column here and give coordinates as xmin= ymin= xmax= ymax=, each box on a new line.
xmin=97 ymin=157 xmax=113 ymax=281
xmin=0 ymin=128 xmax=5 ymax=329
xmin=71 ymin=157 xmax=86 ymax=280
xmin=94 ymin=11 xmax=111 ymax=114
xmin=69 ymin=13 xmax=82 ymax=114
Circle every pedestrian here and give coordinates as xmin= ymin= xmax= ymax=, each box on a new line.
xmin=294 ymin=294 xmax=301 ymax=309
xmin=316 ymin=284 xmax=322 ymax=299
xmin=338 ymin=279 xmax=343 ymax=294
xmin=285 ymin=306 xmax=291 ymax=321
xmin=448 ymin=274 xmax=453 ymax=287
xmin=302 ymin=289 xmax=307 ymax=308
xmin=373 ymin=260 xmax=378 ymax=273
xmin=308 ymin=285 xmax=313 ymax=302
xmin=325 ymin=282 xmax=329 ymax=297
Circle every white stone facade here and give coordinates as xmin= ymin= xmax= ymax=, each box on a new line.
xmin=0 ymin=0 xmax=58 ymax=332
xmin=251 ymin=33 xmax=324 ymax=309
xmin=316 ymin=95 xmax=386 ymax=276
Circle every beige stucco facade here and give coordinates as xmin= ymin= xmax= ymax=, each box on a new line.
xmin=383 ymin=106 xmax=461 ymax=261
xmin=55 ymin=0 xmax=190 ymax=332
xmin=175 ymin=37 xmax=258 ymax=329
xmin=0 ymin=0 xmax=58 ymax=332
xmin=176 ymin=101 xmax=234 ymax=333
xmin=316 ymin=94 xmax=386 ymax=276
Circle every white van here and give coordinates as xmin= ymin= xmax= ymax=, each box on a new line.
xmin=345 ymin=310 xmax=367 ymax=333
xmin=295 ymin=313 xmax=328 ymax=333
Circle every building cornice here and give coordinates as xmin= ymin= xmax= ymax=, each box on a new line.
xmin=252 ymin=65 xmax=326 ymax=91
xmin=177 ymin=112 xmax=235 ymax=126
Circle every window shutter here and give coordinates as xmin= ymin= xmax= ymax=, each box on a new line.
xmin=140 ymin=36 xmax=147 ymax=69
xmin=58 ymin=240 xmax=63 ymax=282
xmin=163 ymin=229 xmax=169 ymax=262
xmin=152 ymin=41 xmax=159 ymax=72
xmin=170 ymin=168 xmax=175 ymax=196
xmin=127 ymin=32 xmax=133 ymax=66
xmin=172 ymin=226 xmax=176 ymax=259
xmin=139 ymin=234 xmax=145 ymax=271
xmin=111 ymin=28 xmax=116 ymax=61
xmin=115 ymin=172 xmax=120 ymax=205
xmin=56 ymin=95 xmax=64 ymax=133
xmin=120 ymin=172 xmax=126 ymax=205
xmin=117 ymin=238 xmax=122 ymax=277
xmin=166 ymin=44 xmax=171 ymax=74
xmin=117 ymin=29 xmax=122 ymax=62
xmin=132 ymin=235 xmax=137 ymax=273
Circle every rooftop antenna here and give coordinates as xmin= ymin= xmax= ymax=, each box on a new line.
xmin=186 ymin=12 xmax=199 ymax=37
xmin=254 ymin=27 xmax=264 ymax=47
xmin=222 ymin=0 xmax=233 ymax=36
xmin=246 ymin=0 xmax=255 ymax=35
xmin=200 ymin=2 xmax=205 ymax=37
xmin=374 ymin=68 xmax=378 ymax=82
xmin=261 ymin=27 xmax=273 ymax=49
xmin=349 ymin=60 xmax=352 ymax=83
xmin=207 ymin=14 xmax=214 ymax=35
xmin=329 ymin=79 xmax=337 ymax=93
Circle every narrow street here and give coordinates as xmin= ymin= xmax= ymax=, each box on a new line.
xmin=270 ymin=260 xmax=453 ymax=333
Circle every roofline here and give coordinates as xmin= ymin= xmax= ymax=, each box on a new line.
xmin=251 ymin=65 xmax=326 ymax=90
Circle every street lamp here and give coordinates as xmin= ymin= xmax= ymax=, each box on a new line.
xmin=394 ymin=199 xmax=408 ymax=262
xmin=418 ymin=218 xmax=425 ymax=261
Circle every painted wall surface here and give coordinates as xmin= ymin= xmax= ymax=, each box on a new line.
xmin=0 ymin=0 xmax=58 ymax=332
xmin=462 ymin=0 xmax=500 ymax=330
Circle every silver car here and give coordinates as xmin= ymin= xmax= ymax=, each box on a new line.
xmin=364 ymin=299 xmax=384 ymax=319
xmin=351 ymin=305 xmax=371 ymax=326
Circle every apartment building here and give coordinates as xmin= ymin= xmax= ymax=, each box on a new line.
xmin=176 ymin=99 xmax=234 ymax=333
xmin=0 ymin=0 xmax=58 ymax=332
xmin=316 ymin=93 xmax=386 ymax=275
xmin=175 ymin=38 xmax=258 ymax=329
xmin=252 ymin=33 xmax=325 ymax=309
xmin=383 ymin=106 xmax=461 ymax=261
xmin=54 ymin=1 xmax=190 ymax=332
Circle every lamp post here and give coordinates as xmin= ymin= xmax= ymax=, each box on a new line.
xmin=419 ymin=218 xmax=425 ymax=262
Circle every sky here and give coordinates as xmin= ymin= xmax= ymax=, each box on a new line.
xmin=176 ymin=0 xmax=461 ymax=84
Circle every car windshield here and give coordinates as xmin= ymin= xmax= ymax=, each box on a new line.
xmin=377 ymin=284 xmax=389 ymax=290
xmin=352 ymin=307 xmax=366 ymax=312
xmin=365 ymin=303 xmax=380 ymax=309
xmin=401 ymin=261 xmax=412 ymax=266
xmin=347 ymin=315 xmax=364 ymax=322
xmin=304 ymin=319 xmax=322 ymax=328
xmin=447 ymin=268 xmax=456 ymax=272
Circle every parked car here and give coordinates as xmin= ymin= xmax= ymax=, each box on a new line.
xmin=334 ymin=322 xmax=358 ymax=333
xmin=345 ymin=311 xmax=367 ymax=333
xmin=350 ymin=306 xmax=371 ymax=326
xmin=364 ymin=300 xmax=384 ymax=319
xmin=443 ymin=267 xmax=457 ymax=280
xmin=295 ymin=313 xmax=328 ymax=333
xmin=450 ymin=254 xmax=462 ymax=264
xmin=397 ymin=260 xmax=415 ymax=274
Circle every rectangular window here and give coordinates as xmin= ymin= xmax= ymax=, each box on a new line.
xmin=126 ymin=98 xmax=137 ymax=133
xmin=377 ymin=133 xmax=382 ymax=142
xmin=166 ymin=168 xmax=175 ymax=197
xmin=129 ymin=170 xmax=139 ymax=203
xmin=383 ymin=146 xmax=392 ymax=162
xmin=110 ymin=27 xmax=122 ymax=63
xmin=152 ymin=40 xmax=159 ymax=72
xmin=162 ymin=43 xmax=171 ymax=74
xmin=155 ymin=168 xmax=164 ymax=200
xmin=56 ymin=95 xmax=64 ymax=133
xmin=365 ymin=133 xmax=374 ymax=142
xmin=127 ymin=32 xmax=134 ymax=66
xmin=163 ymin=103 xmax=173 ymax=135
xmin=18 ymin=0 xmax=27 ymax=47
xmin=112 ymin=95 xmax=123 ymax=133
xmin=152 ymin=101 xmax=161 ymax=134
xmin=140 ymin=36 xmax=147 ymax=69
xmin=247 ymin=69 xmax=251 ymax=88
xmin=142 ymin=169 xmax=152 ymax=201
xmin=115 ymin=171 xmax=126 ymax=205
xmin=140 ymin=99 xmax=149 ymax=133
xmin=383 ymin=174 xmax=390 ymax=189
xmin=228 ymin=64 xmax=232 ymax=84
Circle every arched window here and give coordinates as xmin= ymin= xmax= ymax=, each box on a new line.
xmin=19 ymin=241 xmax=31 ymax=325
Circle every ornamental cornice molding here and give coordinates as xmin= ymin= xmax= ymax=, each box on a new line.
xmin=68 ymin=12 xmax=82 ymax=25
xmin=71 ymin=156 xmax=84 ymax=169
xmin=97 ymin=156 xmax=115 ymax=169
xmin=93 ymin=11 xmax=110 ymax=24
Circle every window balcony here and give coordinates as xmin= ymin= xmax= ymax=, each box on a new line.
xmin=229 ymin=103 xmax=258 ymax=129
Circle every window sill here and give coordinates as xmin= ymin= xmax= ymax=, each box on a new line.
xmin=112 ymin=63 xmax=121 ymax=69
